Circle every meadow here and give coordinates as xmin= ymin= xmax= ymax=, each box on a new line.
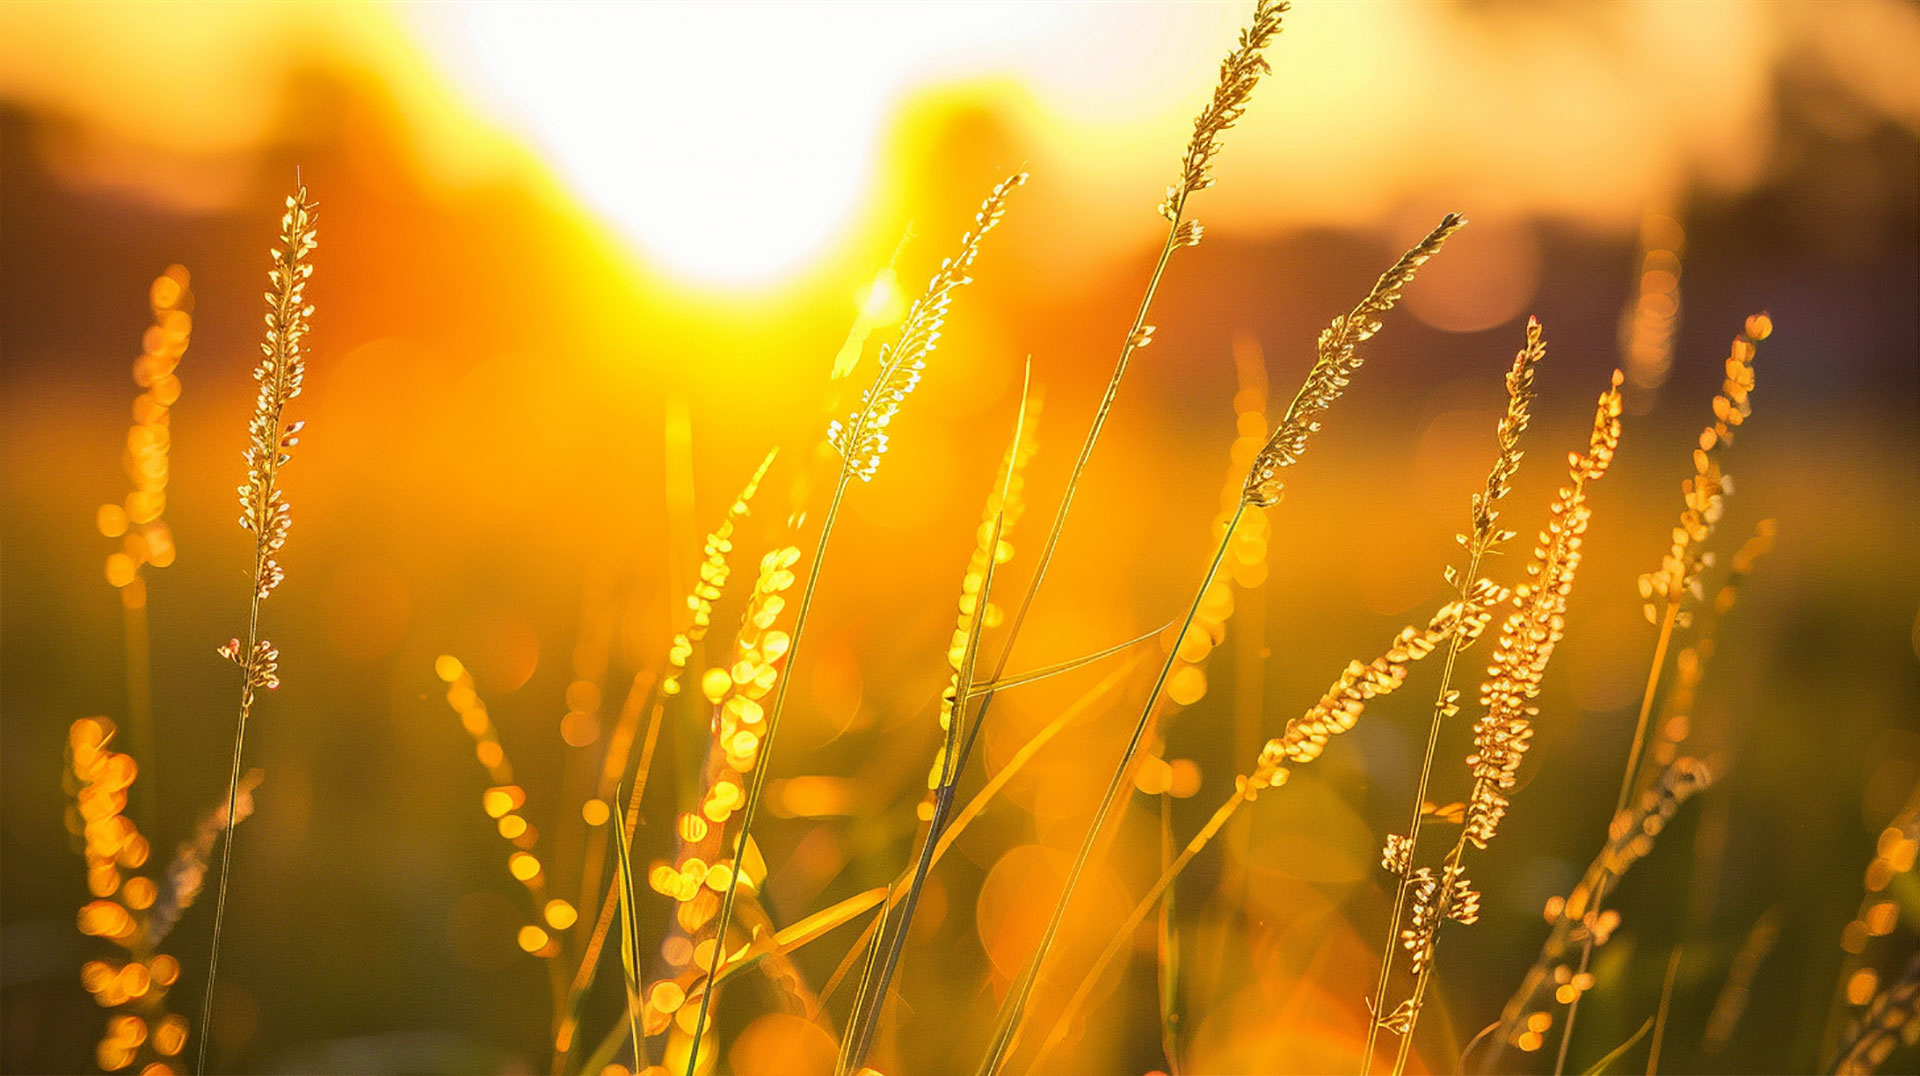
xmin=3 ymin=2 xmax=1918 ymax=1075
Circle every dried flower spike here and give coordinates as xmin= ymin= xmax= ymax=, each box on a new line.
xmin=1244 ymin=213 xmax=1466 ymax=508
xmin=1465 ymin=372 xmax=1623 ymax=850
xmin=201 ymin=183 xmax=317 ymax=1075
xmin=828 ymin=172 xmax=1025 ymax=481
xmin=665 ymin=449 xmax=778 ymax=696
xmin=1163 ymin=0 xmax=1290 ymax=219
xmin=1638 ymin=314 xmax=1769 ymax=624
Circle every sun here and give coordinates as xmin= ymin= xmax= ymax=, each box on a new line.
xmin=407 ymin=4 xmax=953 ymax=290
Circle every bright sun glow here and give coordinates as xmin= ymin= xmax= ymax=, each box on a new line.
xmin=403 ymin=2 xmax=1231 ymax=289
xmin=410 ymin=4 xmax=966 ymax=288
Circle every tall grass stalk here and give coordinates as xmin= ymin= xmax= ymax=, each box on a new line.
xmin=199 ymin=185 xmax=316 ymax=1075
xmin=1029 ymin=606 xmax=1467 ymax=1069
xmin=1554 ymin=316 xmax=1768 ymax=1070
xmin=1484 ymin=758 xmax=1714 ymax=1069
xmin=684 ymin=172 xmax=1026 ymax=1075
xmin=976 ymin=213 xmax=1463 ymax=1076
xmin=1385 ymin=371 xmax=1625 ymax=1076
xmin=839 ymin=363 xmax=1033 ymax=1073
xmin=944 ymin=0 xmax=1289 ymax=836
xmin=610 ymin=784 xmax=647 ymax=1071
xmin=1361 ymin=319 xmax=1546 ymax=1073
xmin=556 ymin=450 xmax=776 ymax=1067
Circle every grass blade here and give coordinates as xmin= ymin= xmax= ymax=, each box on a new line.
xmin=1582 ymin=1017 xmax=1654 ymax=1076
xmin=611 ymin=785 xmax=647 ymax=1072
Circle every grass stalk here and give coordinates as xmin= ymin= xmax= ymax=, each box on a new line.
xmin=1032 ymin=785 xmax=1251 ymax=1069
xmin=198 ymin=185 xmax=316 ymax=1075
xmin=685 ymin=173 xmax=1025 ymax=1075
xmin=945 ymin=0 xmax=1289 ymax=832
xmin=1555 ymin=315 xmax=1768 ymax=1068
xmin=611 ymin=785 xmax=647 ymax=1071
xmin=1387 ymin=371 xmax=1625 ymax=1076
xmin=1646 ymin=945 xmax=1682 ymax=1075
xmin=840 ymin=364 xmax=1032 ymax=1073
xmin=1362 ymin=319 xmax=1545 ymax=1074
xmin=974 ymin=210 xmax=1462 ymax=1076
xmin=974 ymin=501 xmax=1246 ymax=1076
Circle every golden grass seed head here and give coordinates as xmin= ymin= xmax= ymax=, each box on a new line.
xmin=1244 ymin=213 xmax=1465 ymax=508
xmin=830 ymin=173 xmax=1024 ymax=480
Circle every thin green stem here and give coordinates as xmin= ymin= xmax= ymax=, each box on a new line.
xmin=1646 ymin=945 xmax=1682 ymax=1075
xmin=1555 ymin=928 xmax=1598 ymax=1076
xmin=1362 ymin=540 xmax=1488 ymax=1074
xmin=1555 ymin=596 xmax=1681 ymax=1071
xmin=975 ymin=502 xmax=1244 ymax=1076
xmin=197 ymin=538 xmax=268 ymax=1076
xmin=845 ymin=375 xmax=1025 ymax=1071
xmin=950 ymin=199 xmax=1187 ymax=787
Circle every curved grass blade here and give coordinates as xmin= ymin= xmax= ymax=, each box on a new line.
xmin=1583 ymin=1017 xmax=1654 ymax=1076
xmin=611 ymin=784 xmax=646 ymax=1072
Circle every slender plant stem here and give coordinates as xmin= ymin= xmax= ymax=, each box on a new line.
xmin=1554 ymin=595 xmax=1681 ymax=1071
xmin=1646 ymin=945 xmax=1682 ymax=1075
xmin=950 ymin=198 xmax=1187 ymax=788
xmin=686 ymin=473 xmax=851 ymax=1075
xmin=1554 ymin=932 xmax=1597 ymax=1076
xmin=844 ymin=376 xmax=1026 ymax=1072
xmin=1362 ymin=540 xmax=1488 ymax=1074
xmin=1030 ymin=787 xmax=1251 ymax=1070
xmin=1618 ymin=597 xmax=1681 ymax=817
xmin=197 ymin=525 xmax=271 ymax=1076
xmin=976 ymin=502 xmax=1244 ymax=1076
xmin=556 ymin=678 xmax=665 ymax=1072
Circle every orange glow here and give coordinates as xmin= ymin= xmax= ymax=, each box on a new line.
xmin=4 ymin=3 xmax=1916 ymax=1074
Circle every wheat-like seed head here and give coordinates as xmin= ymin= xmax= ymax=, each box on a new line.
xmin=1638 ymin=313 xmax=1770 ymax=624
xmin=101 ymin=266 xmax=194 ymax=609
xmin=664 ymin=449 xmax=779 ymax=696
xmin=828 ymin=172 xmax=1025 ymax=481
xmin=1161 ymin=0 xmax=1290 ymax=221
xmin=1594 ymin=757 xmax=1713 ymax=879
xmin=649 ymin=545 xmax=800 ymax=974
xmin=1242 ymin=213 xmax=1466 ymax=508
xmin=433 ymin=657 xmax=563 ymax=956
xmin=925 ymin=393 xmax=1042 ymax=792
xmin=1485 ymin=757 xmax=1714 ymax=1056
xmin=237 ymin=189 xmax=316 ymax=595
xmin=64 ymin=717 xmax=236 ymax=1070
xmin=218 ymin=189 xmax=316 ymax=695
xmin=1463 ymin=371 xmax=1624 ymax=850
xmin=1247 ymin=602 xmax=1480 ymax=795
xmin=1472 ymin=316 xmax=1547 ymax=540
xmin=1400 ymin=861 xmax=1481 ymax=976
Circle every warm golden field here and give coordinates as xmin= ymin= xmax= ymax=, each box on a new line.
xmin=2 ymin=3 xmax=1917 ymax=1075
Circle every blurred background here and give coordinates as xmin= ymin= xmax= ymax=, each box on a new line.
xmin=3 ymin=1 xmax=1916 ymax=1073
